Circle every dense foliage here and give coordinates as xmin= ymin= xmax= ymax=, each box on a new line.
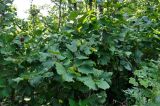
xmin=0 ymin=0 xmax=160 ymax=106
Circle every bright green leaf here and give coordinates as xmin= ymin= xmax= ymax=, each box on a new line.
xmin=129 ymin=78 xmax=138 ymax=86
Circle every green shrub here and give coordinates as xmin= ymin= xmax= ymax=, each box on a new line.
xmin=0 ymin=0 xmax=160 ymax=105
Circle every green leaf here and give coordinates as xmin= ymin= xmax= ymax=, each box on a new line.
xmin=129 ymin=78 xmax=138 ymax=86
xmin=63 ymin=59 xmax=71 ymax=66
xmin=78 ymin=99 xmax=88 ymax=106
xmin=100 ymin=72 xmax=112 ymax=84
xmin=69 ymin=99 xmax=78 ymax=106
xmin=82 ymin=60 xmax=95 ymax=66
xmin=39 ymin=52 xmax=50 ymax=62
xmin=55 ymin=62 xmax=66 ymax=75
xmin=71 ymin=0 xmax=76 ymax=3
xmin=56 ymin=63 xmax=74 ymax=82
xmin=121 ymin=60 xmax=132 ymax=71
xmin=97 ymin=91 xmax=107 ymax=104
xmin=0 ymin=42 xmax=3 ymax=47
xmin=76 ymin=55 xmax=89 ymax=59
xmin=139 ymin=79 xmax=149 ymax=88
xmin=84 ymin=47 xmax=91 ymax=55
xmin=78 ymin=76 xmax=96 ymax=90
xmin=109 ymin=46 xmax=115 ymax=53
xmin=62 ymin=73 xmax=74 ymax=82
xmin=78 ymin=65 xmax=93 ymax=75
xmin=66 ymin=40 xmax=77 ymax=52
xmin=43 ymin=72 xmax=54 ymax=78
xmin=68 ymin=11 xmax=78 ymax=20
xmin=98 ymin=56 xmax=110 ymax=65
xmin=96 ymin=79 xmax=110 ymax=90
xmin=57 ymin=55 xmax=66 ymax=60
xmin=12 ymin=77 xmax=24 ymax=83
xmin=0 ymin=89 xmax=10 ymax=97
xmin=48 ymin=50 xmax=60 ymax=55
xmin=135 ymin=49 xmax=143 ymax=63
xmin=155 ymin=96 xmax=160 ymax=103
xmin=0 ymin=79 xmax=5 ymax=86
xmin=4 ymin=57 xmax=16 ymax=62
xmin=153 ymin=29 xmax=160 ymax=35
xmin=29 ymin=76 xmax=42 ymax=87
xmin=93 ymin=68 xmax=103 ymax=77
xmin=42 ymin=60 xmax=54 ymax=69
xmin=125 ymin=51 xmax=132 ymax=57
xmin=124 ymin=64 xmax=132 ymax=71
